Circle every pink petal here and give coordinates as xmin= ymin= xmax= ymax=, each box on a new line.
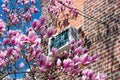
xmin=19 ymin=62 xmax=24 ymax=68
xmin=57 ymin=59 xmax=61 ymax=67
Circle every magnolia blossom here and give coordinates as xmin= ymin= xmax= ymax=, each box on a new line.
xmin=70 ymin=44 xmax=75 ymax=51
xmin=19 ymin=62 xmax=24 ymax=68
xmin=77 ymin=40 xmax=82 ymax=46
xmin=40 ymin=26 xmax=46 ymax=38
xmin=83 ymin=47 xmax=89 ymax=53
xmin=69 ymin=8 xmax=79 ymax=17
xmin=82 ymin=76 xmax=87 ymax=80
xmin=81 ymin=54 xmax=89 ymax=64
xmin=40 ymin=66 xmax=46 ymax=73
xmin=7 ymin=47 xmax=13 ymax=56
xmin=29 ymin=6 xmax=39 ymax=14
xmin=64 ymin=50 xmax=68 ymax=56
xmin=57 ymin=59 xmax=61 ymax=67
xmin=38 ymin=54 xmax=46 ymax=66
xmin=9 ymin=13 xmax=19 ymax=25
xmin=74 ymin=46 xmax=83 ymax=54
xmin=90 ymin=54 xmax=98 ymax=62
xmin=73 ymin=55 xmax=80 ymax=64
xmin=31 ymin=19 xmax=39 ymax=28
xmin=46 ymin=27 xmax=55 ymax=38
xmin=71 ymin=39 xmax=75 ymax=44
xmin=23 ymin=12 xmax=32 ymax=21
xmin=22 ymin=0 xmax=29 ymax=4
xmin=63 ymin=58 xmax=73 ymax=68
xmin=50 ymin=0 xmax=56 ymax=6
xmin=3 ymin=38 xmax=9 ymax=45
xmin=27 ymin=29 xmax=37 ymax=43
xmin=39 ymin=16 xmax=46 ymax=27
xmin=51 ymin=47 xmax=58 ymax=55
xmin=47 ymin=5 xmax=52 ymax=13
xmin=32 ymin=16 xmax=45 ymax=30
xmin=0 ymin=19 xmax=6 ymax=32
xmin=30 ymin=0 xmax=35 ymax=4
xmin=1 ymin=4 xmax=9 ymax=12
xmin=59 ymin=5 xmax=65 ymax=11
xmin=66 ymin=0 xmax=72 ymax=4
xmin=96 ymin=72 xmax=106 ymax=80
xmin=44 ymin=56 xmax=51 ymax=69
xmin=0 ymin=51 xmax=6 ymax=59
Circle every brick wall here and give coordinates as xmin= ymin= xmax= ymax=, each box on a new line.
xmin=83 ymin=0 xmax=120 ymax=79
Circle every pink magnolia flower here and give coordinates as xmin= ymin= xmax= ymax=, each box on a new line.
xmin=73 ymin=55 xmax=80 ymax=68
xmin=90 ymin=54 xmax=98 ymax=62
xmin=39 ymin=16 xmax=46 ymax=27
xmin=17 ymin=0 xmax=21 ymax=3
xmin=57 ymin=59 xmax=61 ymax=67
xmin=83 ymin=69 xmax=94 ymax=79
xmin=64 ymin=50 xmax=68 ymax=56
xmin=63 ymin=58 xmax=73 ymax=68
xmin=81 ymin=54 xmax=88 ymax=64
xmin=47 ymin=5 xmax=52 ymax=13
xmin=10 ymin=36 xmax=16 ymax=45
xmin=72 ymin=9 xmax=79 ymax=17
xmin=83 ymin=47 xmax=89 ymax=53
xmin=71 ymin=39 xmax=75 ymax=44
xmin=31 ymin=19 xmax=39 ymax=28
xmin=30 ymin=0 xmax=35 ymax=4
xmin=23 ymin=12 xmax=32 ymax=21
xmin=40 ymin=66 xmax=46 ymax=73
xmin=40 ymin=26 xmax=46 ymax=38
xmin=3 ymin=38 xmax=9 ymax=45
xmin=44 ymin=56 xmax=51 ymax=69
xmin=27 ymin=29 xmax=37 ymax=43
xmin=0 ymin=19 xmax=6 ymax=32
xmin=77 ymin=40 xmax=82 ymax=47
xmin=29 ymin=6 xmax=39 ymax=14
xmin=46 ymin=27 xmax=55 ymax=38
xmin=82 ymin=76 xmax=87 ymax=80
xmin=92 ymin=54 xmax=98 ymax=60
xmin=12 ymin=50 xmax=19 ymax=59
xmin=70 ymin=44 xmax=75 ymax=51
xmin=96 ymin=72 xmax=106 ymax=80
xmin=83 ymin=69 xmax=89 ymax=76
xmin=74 ymin=69 xmax=80 ymax=76
xmin=31 ymin=19 xmax=43 ymax=30
xmin=1 ymin=4 xmax=9 ymax=12
xmin=50 ymin=0 xmax=56 ymax=6
xmin=9 ymin=13 xmax=19 ymax=25
xmin=7 ymin=47 xmax=13 ymax=56
xmin=87 ymin=70 xmax=94 ymax=78
xmin=22 ymin=0 xmax=29 ymax=4
xmin=73 ymin=55 xmax=80 ymax=64
xmin=8 ymin=31 xmax=13 ymax=37
xmin=19 ymin=62 xmax=24 ymax=68
xmin=66 ymin=0 xmax=72 ymax=4
xmin=74 ymin=47 xmax=83 ymax=54
xmin=38 ymin=54 xmax=46 ymax=66
xmin=0 ymin=51 xmax=6 ymax=59
xmin=59 ymin=5 xmax=65 ymax=11
xmin=51 ymin=47 xmax=58 ymax=55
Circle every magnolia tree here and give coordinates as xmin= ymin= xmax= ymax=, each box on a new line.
xmin=0 ymin=0 xmax=106 ymax=80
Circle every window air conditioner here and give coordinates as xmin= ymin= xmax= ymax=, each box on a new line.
xmin=48 ymin=25 xmax=79 ymax=55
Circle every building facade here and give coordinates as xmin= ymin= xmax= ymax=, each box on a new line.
xmin=42 ymin=0 xmax=120 ymax=80
xmin=83 ymin=0 xmax=120 ymax=80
